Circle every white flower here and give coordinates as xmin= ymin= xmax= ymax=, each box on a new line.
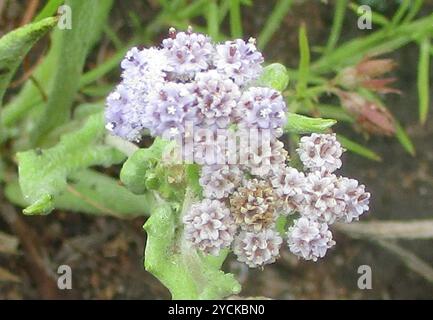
xmin=236 ymin=87 xmax=287 ymax=137
xmin=193 ymin=70 xmax=241 ymax=129
xmin=334 ymin=177 xmax=370 ymax=223
xmin=271 ymin=166 xmax=306 ymax=213
xmin=183 ymin=199 xmax=237 ymax=255
xmin=162 ymin=27 xmax=214 ymax=78
xmin=105 ymin=84 xmax=145 ymax=142
xmin=244 ymin=137 xmax=288 ymax=178
xmin=287 ymin=217 xmax=335 ymax=261
xmin=214 ymin=38 xmax=263 ymax=86
xmin=199 ymin=164 xmax=243 ymax=199
xmin=297 ymin=133 xmax=344 ymax=173
xmin=301 ymin=171 xmax=345 ymax=224
xmin=233 ymin=229 xmax=283 ymax=268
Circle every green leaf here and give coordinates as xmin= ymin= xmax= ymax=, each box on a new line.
xmin=285 ymin=112 xmax=336 ymax=134
xmin=257 ymin=0 xmax=293 ymax=50
xmin=185 ymin=164 xmax=203 ymax=198
xmin=257 ymin=63 xmax=289 ymax=92
xmin=144 ymin=196 xmax=241 ymax=299
xmin=17 ymin=113 xmax=125 ymax=215
xmin=395 ymin=121 xmax=416 ymax=156
xmin=6 ymin=170 xmax=155 ymax=218
xmin=336 ymin=134 xmax=382 ymax=162
xmin=120 ymin=138 xmax=173 ymax=194
xmin=31 ymin=0 xmax=113 ymax=145
xmin=33 ymin=0 xmax=64 ymax=22
xmin=0 ymin=17 xmax=57 ymax=107
xmin=418 ymin=36 xmax=431 ymax=125
xmin=1 ymin=28 xmax=62 ymax=128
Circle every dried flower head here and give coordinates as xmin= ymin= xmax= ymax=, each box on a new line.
xmin=183 ymin=199 xmax=237 ymax=255
xmin=297 ymin=133 xmax=343 ymax=173
xmin=230 ymin=179 xmax=278 ymax=231
xmin=233 ymin=229 xmax=283 ymax=268
xmin=287 ymin=217 xmax=336 ymax=261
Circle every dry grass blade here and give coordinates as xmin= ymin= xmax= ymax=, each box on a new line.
xmin=0 ymin=231 xmax=19 ymax=254
xmin=0 ymin=266 xmax=21 ymax=283
xmin=335 ymin=220 xmax=433 ymax=239
xmin=376 ymin=240 xmax=433 ymax=284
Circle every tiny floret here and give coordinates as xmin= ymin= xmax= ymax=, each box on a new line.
xmin=297 ymin=133 xmax=344 ymax=173
xmin=287 ymin=217 xmax=335 ymax=261
xmin=183 ymin=199 xmax=237 ymax=255
xmin=233 ymin=229 xmax=283 ymax=268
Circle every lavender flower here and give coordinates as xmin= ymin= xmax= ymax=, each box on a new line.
xmin=162 ymin=27 xmax=214 ymax=79
xmin=271 ymin=166 xmax=306 ymax=213
xmin=233 ymin=229 xmax=283 ymax=268
xmin=105 ymin=84 xmax=144 ymax=142
xmin=287 ymin=217 xmax=336 ymax=261
xmin=192 ymin=70 xmax=241 ymax=129
xmin=334 ymin=177 xmax=370 ymax=223
xmin=297 ymin=133 xmax=344 ymax=173
xmin=199 ymin=164 xmax=243 ymax=199
xmin=215 ymin=38 xmax=264 ymax=86
xmin=244 ymin=138 xmax=288 ymax=177
xmin=301 ymin=171 xmax=344 ymax=224
xmin=236 ymin=87 xmax=287 ymax=137
xmin=183 ymin=199 xmax=237 ymax=255
xmin=144 ymin=82 xmax=197 ymax=137
xmin=121 ymin=47 xmax=170 ymax=91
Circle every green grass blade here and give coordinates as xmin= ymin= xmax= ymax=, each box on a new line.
xmin=257 ymin=0 xmax=293 ymax=50
xmin=207 ymin=0 xmax=219 ymax=39
xmin=296 ymin=24 xmax=310 ymax=98
xmin=348 ymin=2 xmax=389 ymax=27
xmin=337 ymin=134 xmax=382 ymax=161
xmin=395 ymin=121 xmax=416 ymax=156
xmin=391 ymin=0 xmax=410 ymax=26
xmin=31 ymin=0 xmax=113 ymax=145
xmin=229 ymin=0 xmax=242 ymax=38
xmin=403 ymin=0 xmax=424 ymax=23
xmin=323 ymin=0 xmax=347 ymax=55
xmin=418 ymin=37 xmax=431 ymax=125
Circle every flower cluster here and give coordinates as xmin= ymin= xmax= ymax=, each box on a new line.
xmin=105 ymin=26 xmax=265 ymax=142
xmin=105 ymin=28 xmax=371 ymax=269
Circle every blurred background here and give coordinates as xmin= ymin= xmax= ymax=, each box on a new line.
xmin=0 ymin=0 xmax=432 ymax=299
